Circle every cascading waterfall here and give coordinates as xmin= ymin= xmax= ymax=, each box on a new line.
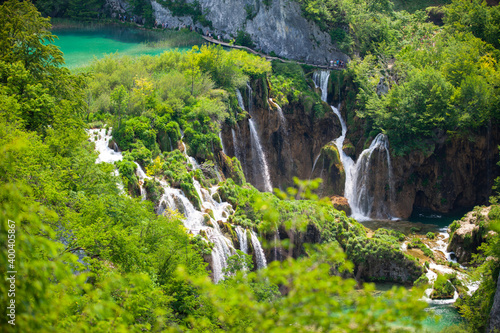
xmin=235 ymin=226 xmax=248 ymax=254
xmin=236 ymin=88 xmax=273 ymax=192
xmin=313 ymin=70 xmax=331 ymax=103
xmin=309 ymin=153 xmax=323 ymax=179
xmin=313 ymin=70 xmax=395 ymax=220
xmin=269 ymin=98 xmax=287 ymax=127
xmin=219 ymin=132 xmax=227 ymax=155
xmin=134 ymin=162 xmax=150 ymax=201
xmin=231 ymin=128 xmax=240 ymax=161
xmin=88 ymin=128 xmax=123 ymax=164
xmin=248 ymin=120 xmax=273 ymax=192
xmin=250 ymin=230 xmax=267 ymax=269
xmin=89 ymin=128 xmax=265 ymax=281
xmin=345 ymin=133 xmax=395 ymax=220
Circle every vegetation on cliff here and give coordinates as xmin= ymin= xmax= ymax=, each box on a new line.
xmin=0 ymin=1 xmax=432 ymax=331
xmin=346 ymin=0 xmax=500 ymax=155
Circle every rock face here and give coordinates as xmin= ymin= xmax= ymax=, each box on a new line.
xmin=391 ymin=130 xmax=500 ymax=218
xmin=149 ymin=0 xmax=348 ymax=65
xmin=221 ymin=78 xmax=343 ymax=192
xmin=331 ymin=195 xmax=351 ymax=216
xmin=488 ymin=272 xmax=500 ymax=333
xmin=347 ymin=126 xmax=500 ymax=219
xmin=447 ymin=206 xmax=491 ymax=264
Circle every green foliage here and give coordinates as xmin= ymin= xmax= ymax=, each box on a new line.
xmin=235 ymin=30 xmax=255 ymax=48
xmin=373 ymin=228 xmax=406 ymax=246
xmin=414 ymin=273 xmax=429 ymax=287
xmin=431 ymin=274 xmax=455 ymax=299
xmin=182 ymin=242 xmax=428 ymax=332
xmin=269 ymin=62 xmax=324 ymax=117
xmin=426 ymin=232 xmax=436 ymax=240
xmin=223 ymin=250 xmax=254 ymax=274
xmin=408 ymin=238 xmax=434 ymax=259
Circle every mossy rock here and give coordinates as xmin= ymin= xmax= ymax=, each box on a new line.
xmin=222 ymin=154 xmax=246 ymax=185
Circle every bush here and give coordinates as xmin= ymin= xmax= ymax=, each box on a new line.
xmin=426 ymin=232 xmax=436 ymax=240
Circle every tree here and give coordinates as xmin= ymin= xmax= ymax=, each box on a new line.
xmin=111 ymin=84 xmax=129 ymax=124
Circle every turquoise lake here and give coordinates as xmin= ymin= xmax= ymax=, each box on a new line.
xmin=52 ymin=25 xmax=196 ymax=69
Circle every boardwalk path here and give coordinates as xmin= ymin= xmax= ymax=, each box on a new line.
xmin=201 ymin=36 xmax=345 ymax=70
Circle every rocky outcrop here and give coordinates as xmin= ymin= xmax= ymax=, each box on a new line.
xmin=488 ymin=271 xmax=500 ymax=333
xmin=347 ymin=126 xmax=500 ymax=219
xmin=447 ymin=207 xmax=491 ymax=264
xmin=150 ymin=0 xmax=348 ymax=65
xmin=331 ymin=196 xmax=351 ymax=216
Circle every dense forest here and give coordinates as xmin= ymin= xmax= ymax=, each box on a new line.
xmin=1 ymin=0 xmax=500 ymax=332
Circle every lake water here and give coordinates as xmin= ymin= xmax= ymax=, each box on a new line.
xmin=365 ymin=212 xmax=468 ymax=332
xmin=52 ymin=24 xmax=196 ymax=69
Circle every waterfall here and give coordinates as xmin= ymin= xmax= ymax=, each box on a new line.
xmin=250 ymin=231 xmax=267 ymax=269
xmin=236 ymin=89 xmax=246 ymax=111
xmin=249 ymin=120 xmax=273 ymax=192
xmin=313 ymin=70 xmax=396 ymax=221
xmin=235 ymin=226 xmax=248 ymax=254
xmin=237 ymin=88 xmax=273 ymax=193
xmin=219 ymin=132 xmax=227 ymax=155
xmin=345 ymin=133 xmax=395 ymax=220
xmin=313 ymin=70 xmax=330 ymax=103
xmin=231 ymin=128 xmax=240 ymax=160
xmin=134 ymin=162 xmax=150 ymax=201
xmin=309 ymin=153 xmax=322 ymax=179
xmin=246 ymin=82 xmax=253 ymax=112
xmin=88 ymin=128 xmax=123 ymax=164
xmin=273 ymin=228 xmax=280 ymax=261
xmin=269 ymin=98 xmax=287 ymax=127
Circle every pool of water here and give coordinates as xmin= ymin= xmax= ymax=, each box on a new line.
xmin=52 ymin=24 xmax=195 ymax=69
xmin=362 ymin=211 xmax=469 ymax=332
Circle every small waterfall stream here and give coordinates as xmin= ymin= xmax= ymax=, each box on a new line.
xmin=235 ymin=226 xmax=248 ymax=254
xmin=134 ymin=162 xmax=150 ymax=201
xmin=236 ymin=88 xmax=273 ymax=192
xmin=219 ymin=132 xmax=227 ymax=155
xmin=250 ymin=230 xmax=268 ymax=269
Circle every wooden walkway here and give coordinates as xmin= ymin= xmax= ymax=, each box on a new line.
xmin=201 ymin=36 xmax=345 ymax=70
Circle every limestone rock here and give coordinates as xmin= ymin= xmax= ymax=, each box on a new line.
xmin=149 ymin=0 xmax=348 ymax=65
xmin=447 ymin=207 xmax=491 ymax=264
xmin=331 ymin=195 xmax=351 ymax=216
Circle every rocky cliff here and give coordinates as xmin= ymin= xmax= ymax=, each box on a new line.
xmin=220 ymin=78 xmax=343 ymax=192
xmin=114 ymin=0 xmax=349 ymax=65
xmin=447 ymin=206 xmax=491 ymax=264
xmin=346 ymin=110 xmax=500 ymax=219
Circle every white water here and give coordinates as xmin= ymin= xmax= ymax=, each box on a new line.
xmin=134 ymin=162 xmax=150 ymax=201
xmin=310 ymin=153 xmax=323 ymax=179
xmin=313 ymin=70 xmax=330 ymax=102
xmin=250 ymin=230 xmax=267 ymax=269
xmin=346 ymin=133 xmax=395 ymax=221
xmin=249 ymin=119 xmax=273 ymax=192
xmin=88 ymin=128 xmax=123 ymax=164
xmin=219 ymin=132 xmax=227 ymax=155
xmin=237 ymin=88 xmax=273 ymax=192
xmin=235 ymin=226 xmax=248 ymax=254
xmin=314 ymin=70 xmax=396 ymax=221
xmin=269 ymin=98 xmax=287 ymax=127
xmin=231 ymin=128 xmax=241 ymax=161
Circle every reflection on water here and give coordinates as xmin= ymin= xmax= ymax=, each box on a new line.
xmin=51 ymin=24 xmax=197 ymax=69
